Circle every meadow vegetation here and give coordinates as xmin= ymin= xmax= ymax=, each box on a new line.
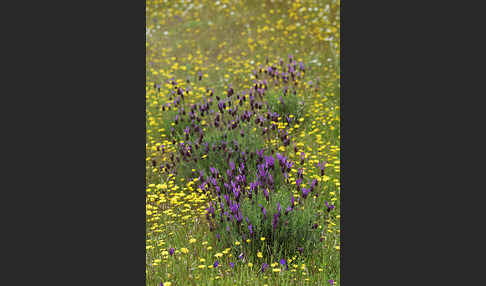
xmin=146 ymin=0 xmax=340 ymax=285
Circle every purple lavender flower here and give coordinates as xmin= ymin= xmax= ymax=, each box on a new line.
xmin=257 ymin=148 xmax=264 ymax=162
xmin=329 ymin=279 xmax=334 ymax=286
xmin=280 ymin=258 xmax=288 ymax=270
xmin=302 ymin=188 xmax=310 ymax=199
xmin=248 ymin=224 xmax=253 ymax=236
xmin=264 ymin=155 xmax=275 ymax=169
xmin=229 ymin=262 xmax=234 ymax=268
xmin=317 ymin=160 xmax=326 ymax=176
xmin=258 ymin=165 xmax=267 ymax=183
xmin=169 ymin=248 xmax=175 ymax=256
xmin=264 ymin=188 xmax=269 ymax=202
xmin=297 ymin=168 xmax=303 ymax=179
xmin=261 ymin=263 xmax=268 ymax=272
xmin=233 ymin=185 xmax=241 ymax=201
xmin=272 ymin=213 xmax=279 ymax=231
xmin=296 ymin=177 xmax=303 ymax=192
xmin=325 ymin=201 xmax=335 ymax=212
xmin=236 ymin=211 xmax=243 ymax=224
xmin=286 ymin=160 xmax=293 ymax=172
xmin=268 ymin=173 xmax=274 ymax=188
xmin=301 ymin=152 xmax=305 ymax=164
xmin=214 ymin=260 xmax=219 ymax=267
xmin=230 ymin=200 xmax=239 ymax=215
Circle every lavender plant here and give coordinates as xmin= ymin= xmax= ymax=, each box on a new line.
xmin=152 ymin=58 xmax=335 ymax=267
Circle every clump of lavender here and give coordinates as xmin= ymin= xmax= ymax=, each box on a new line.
xmin=158 ymin=57 xmax=332 ymax=261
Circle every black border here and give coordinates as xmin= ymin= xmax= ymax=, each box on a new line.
xmin=18 ymin=1 xmax=146 ymax=284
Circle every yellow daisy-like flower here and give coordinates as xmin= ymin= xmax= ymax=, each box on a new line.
xmin=198 ymin=265 xmax=206 ymax=269
xmin=181 ymin=248 xmax=189 ymax=254
xmin=207 ymin=246 xmax=213 ymax=251
xmin=235 ymin=241 xmax=240 ymax=246
xmin=214 ymin=253 xmax=223 ymax=258
xmin=272 ymin=268 xmax=281 ymax=272
xmin=163 ymin=282 xmax=171 ymax=286
xmin=248 ymin=263 xmax=253 ymax=267
xmin=260 ymin=237 xmax=265 ymax=241
xmin=189 ymin=238 xmax=197 ymax=244
xmin=257 ymin=252 xmax=263 ymax=258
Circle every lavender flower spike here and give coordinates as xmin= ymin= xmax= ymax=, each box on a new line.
xmin=317 ymin=160 xmax=326 ymax=176
xmin=280 ymin=258 xmax=288 ymax=270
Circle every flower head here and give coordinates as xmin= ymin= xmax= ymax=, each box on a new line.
xmin=317 ymin=160 xmax=326 ymax=176
xmin=325 ymin=200 xmax=335 ymax=212
xmin=248 ymin=224 xmax=253 ymax=236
